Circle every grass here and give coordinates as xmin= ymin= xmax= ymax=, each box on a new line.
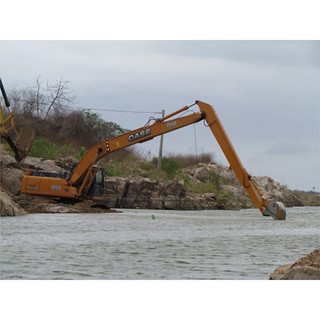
xmin=27 ymin=137 xmax=78 ymax=160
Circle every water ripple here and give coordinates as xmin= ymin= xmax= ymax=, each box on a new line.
xmin=1 ymin=207 xmax=319 ymax=279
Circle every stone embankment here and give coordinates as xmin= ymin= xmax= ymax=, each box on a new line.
xmin=0 ymin=153 xmax=319 ymax=215
xmin=270 ymin=249 xmax=320 ymax=280
xmin=103 ymin=163 xmax=305 ymax=210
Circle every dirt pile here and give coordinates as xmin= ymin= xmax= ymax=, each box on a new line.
xmin=270 ymin=249 xmax=320 ymax=280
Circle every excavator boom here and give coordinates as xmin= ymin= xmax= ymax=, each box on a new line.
xmin=20 ymin=100 xmax=286 ymax=220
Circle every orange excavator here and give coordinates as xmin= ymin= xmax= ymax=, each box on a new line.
xmin=0 ymin=78 xmax=35 ymax=162
xmin=20 ymin=100 xmax=286 ymax=220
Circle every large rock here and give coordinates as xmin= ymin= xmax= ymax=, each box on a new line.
xmin=0 ymin=154 xmax=64 ymax=195
xmin=0 ymin=188 xmax=26 ymax=216
xmin=254 ymin=176 xmax=303 ymax=207
xmin=184 ymin=163 xmax=304 ymax=208
xmin=270 ymin=249 xmax=320 ymax=280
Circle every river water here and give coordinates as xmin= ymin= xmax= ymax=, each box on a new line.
xmin=0 ymin=206 xmax=319 ymax=280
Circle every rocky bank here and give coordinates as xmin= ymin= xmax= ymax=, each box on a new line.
xmin=270 ymin=249 xmax=320 ymax=280
xmin=0 ymin=152 xmax=319 ymax=215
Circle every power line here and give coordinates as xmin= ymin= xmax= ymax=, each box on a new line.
xmin=4 ymin=96 xmax=164 ymax=115
xmin=69 ymin=106 xmax=163 ymax=115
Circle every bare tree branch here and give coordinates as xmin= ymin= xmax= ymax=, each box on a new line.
xmin=44 ymin=77 xmax=77 ymax=119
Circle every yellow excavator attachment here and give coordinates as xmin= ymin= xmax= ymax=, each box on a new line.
xmin=263 ymin=201 xmax=286 ymax=220
xmin=2 ymin=127 xmax=35 ymax=162
xmin=0 ymin=78 xmax=35 ymax=162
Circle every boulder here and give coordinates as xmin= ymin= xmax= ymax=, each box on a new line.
xmin=161 ymin=181 xmax=186 ymax=197
xmin=163 ymin=195 xmax=181 ymax=210
xmin=0 ymin=188 xmax=26 ymax=216
xmin=254 ymin=176 xmax=303 ymax=207
xmin=270 ymin=249 xmax=320 ymax=280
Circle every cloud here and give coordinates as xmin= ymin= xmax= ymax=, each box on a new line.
xmin=265 ymin=140 xmax=317 ymax=155
xmin=1 ymin=40 xmax=318 ymax=190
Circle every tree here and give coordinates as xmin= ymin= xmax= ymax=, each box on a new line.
xmin=5 ymin=77 xmax=128 ymax=151
xmin=54 ymin=110 xmax=128 ymax=148
xmin=44 ymin=77 xmax=77 ymax=119
xmin=9 ymin=76 xmax=77 ymax=120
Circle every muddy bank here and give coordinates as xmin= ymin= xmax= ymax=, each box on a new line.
xmin=270 ymin=249 xmax=320 ymax=280
xmin=0 ymin=152 xmax=319 ymax=216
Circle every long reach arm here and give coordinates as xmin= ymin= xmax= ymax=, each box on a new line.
xmin=21 ymin=100 xmax=286 ymax=220
xmin=195 ymin=101 xmax=286 ymax=220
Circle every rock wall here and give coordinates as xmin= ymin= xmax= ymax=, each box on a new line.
xmin=104 ymin=177 xmax=218 ymax=210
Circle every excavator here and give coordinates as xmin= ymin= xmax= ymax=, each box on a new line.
xmin=20 ymin=100 xmax=286 ymax=220
xmin=0 ymin=78 xmax=35 ymax=162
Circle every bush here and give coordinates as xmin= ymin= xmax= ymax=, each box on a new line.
xmin=152 ymin=156 xmax=181 ymax=177
xmin=166 ymin=152 xmax=214 ymax=168
xmin=103 ymin=151 xmax=142 ymax=177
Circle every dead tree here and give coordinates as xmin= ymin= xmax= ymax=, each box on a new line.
xmin=44 ymin=77 xmax=77 ymax=119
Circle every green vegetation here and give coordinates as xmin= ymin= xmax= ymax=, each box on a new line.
xmin=151 ymin=157 xmax=181 ymax=178
xmin=182 ymin=170 xmax=228 ymax=195
xmin=27 ymin=137 xmax=78 ymax=160
xmin=103 ymin=152 xmax=141 ymax=177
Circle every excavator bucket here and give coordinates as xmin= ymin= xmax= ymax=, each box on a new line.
xmin=263 ymin=201 xmax=286 ymax=220
xmin=6 ymin=127 xmax=35 ymax=162
xmin=1 ymin=78 xmax=35 ymax=162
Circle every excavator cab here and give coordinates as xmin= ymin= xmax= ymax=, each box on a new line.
xmin=0 ymin=78 xmax=35 ymax=162
xmin=87 ymin=168 xmax=105 ymax=197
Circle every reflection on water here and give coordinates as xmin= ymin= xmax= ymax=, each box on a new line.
xmin=1 ymin=207 xmax=319 ymax=279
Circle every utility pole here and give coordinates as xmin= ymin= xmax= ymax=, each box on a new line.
xmin=157 ymin=109 xmax=165 ymax=171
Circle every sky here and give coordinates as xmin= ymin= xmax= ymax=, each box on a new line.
xmin=0 ymin=40 xmax=319 ymax=191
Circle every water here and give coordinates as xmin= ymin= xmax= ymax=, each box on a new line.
xmin=0 ymin=207 xmax=319 ymax=280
